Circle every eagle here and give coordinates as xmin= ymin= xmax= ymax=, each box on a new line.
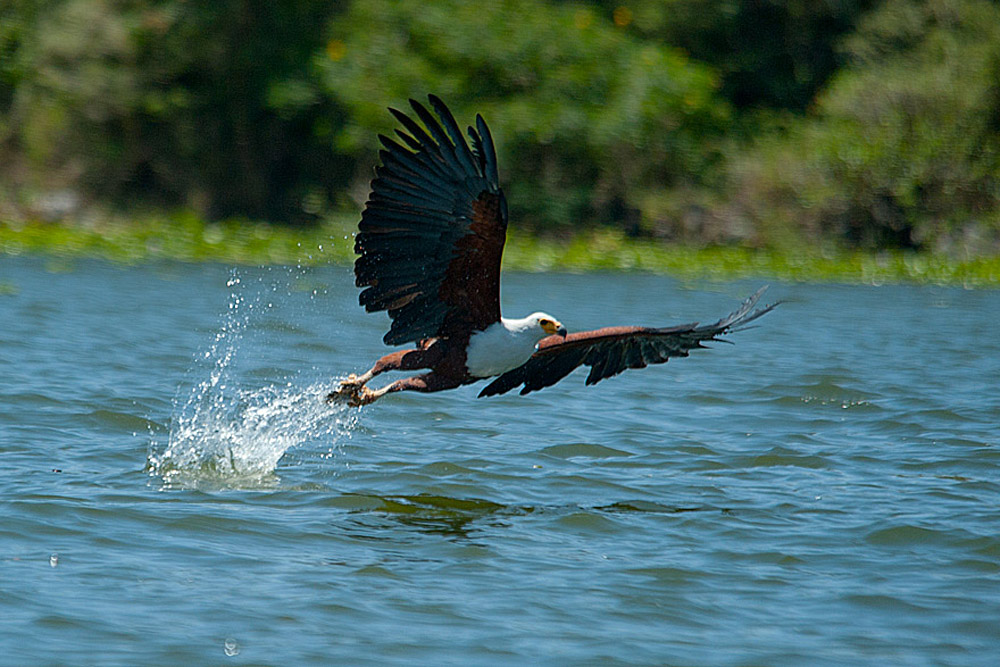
xmin=328 ymin=95 xmax=777 ymax=407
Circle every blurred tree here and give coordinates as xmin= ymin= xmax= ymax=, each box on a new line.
xmin=317 ymin=0 xmax=731 ymax=231
xmin=0 ymin=0 xmax=49 ymax=182
xmin=816 ymin=0 xmax=1000 ymax=248
xmin=723 ymin=0 xmax=1000 ymax=251
xmin=588 ymin=0 xmax=874 ymax=111
xmin=3 ymin=0 xmax=998 ymax=254
xmin=0 ymin=1 xmax=30 ymax=119
xmin=6 ymin=0 xmax=349 ymax=222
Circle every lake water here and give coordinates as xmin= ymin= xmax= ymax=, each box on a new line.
xmin=1 ymin=256 xmax=999 ymax=665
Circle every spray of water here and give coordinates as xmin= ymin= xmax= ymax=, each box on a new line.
xmin=147 ymin=268 xmax=354 ymax=487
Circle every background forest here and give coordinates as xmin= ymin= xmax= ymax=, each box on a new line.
xmin=2 ymin=0 xmax=999 ymax=255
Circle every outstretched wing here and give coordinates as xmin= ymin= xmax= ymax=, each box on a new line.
xmin=355 ymin=95 xmax=507 ymax=346
xmin=479 ymin=288 xmax=778 ymax=397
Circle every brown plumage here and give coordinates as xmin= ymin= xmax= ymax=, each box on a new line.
xmin=329 ymin=96 xmax=778 ymax=407
xmin=478 ymin=288 xmax=776 ymax=397
xmin=354 ymin=95 xmax=506 ymax=345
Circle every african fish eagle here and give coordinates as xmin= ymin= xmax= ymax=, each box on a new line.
xmin=328 ymin=95 xmax=777 ymax=407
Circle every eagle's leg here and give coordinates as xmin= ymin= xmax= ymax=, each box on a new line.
xmin=348 ymin=382 xmax=396 ymax=407
xmin=327 ymin=344 xmax=444 ymax=405
xmin=343 ymin=372 xmax=465 ymax=407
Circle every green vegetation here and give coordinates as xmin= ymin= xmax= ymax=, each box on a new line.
xmin=320 ymin=0 xmax=729 ymax=231
xmin=719 ymin=0 xmax=1000 ymax=253
xmin=3 ymin=217 xmax=998 ymax=286
xmin=2 ymin=0 xmax=999 ymax=275
xmin=0 ymin=214 xmax=356 ymax=266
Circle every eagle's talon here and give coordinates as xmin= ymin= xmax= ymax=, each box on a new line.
xmin=326 ymin=378 xmax=363 ymax=405
xmin=326 ymin=378 xmax=380 ymax=408
xmin=353 ymin=386 xmax=378 ymax=407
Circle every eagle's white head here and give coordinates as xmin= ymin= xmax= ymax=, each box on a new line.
xmin=518 ymin=312 xmax=568 ymax=338
xmin=465 ymin=312 xmax=567 ymax=378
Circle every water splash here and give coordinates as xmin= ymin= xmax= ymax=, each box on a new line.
xmin=147 ymin=268 xmax=353 ymax=487
xmin=149 ymin=380 xmax=352 ymax=486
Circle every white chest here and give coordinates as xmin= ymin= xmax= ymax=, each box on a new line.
xmin=465 ymin=322 xmax=540 ymax=378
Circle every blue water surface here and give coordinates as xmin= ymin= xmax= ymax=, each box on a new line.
xmin=1 ymin=256 xmax=998 ymax=666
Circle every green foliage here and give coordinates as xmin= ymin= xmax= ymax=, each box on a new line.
xmin=4 ymin=217 xmax=999 ymax=286
xmin=317 ymin=0 xmax=730 ymax=230
xmin=3 ymin=0 xmax=347 ymax=222
xmin=0 ymin=1 xmax=30 ymax=118
xmin=816 ymin=0 xmax=1000 ymax=249
xmin=1 ymin=0 xmax=1000 ymax=257
xmin=722 ymin=0 xmax=1000 ymax=252
xmin=0 ymin=213 xmax=357 ymax=265
xmin=590 ymin=0 xmax=874 ymax=112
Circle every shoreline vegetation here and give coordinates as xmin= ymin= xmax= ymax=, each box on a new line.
xmin=2 ymin=215 xmax=998 ymax=287
xmin=5 ymin=2 xmax=1000 ymax=267
xmin=4 ymin=2 xmax=1000 ymax=279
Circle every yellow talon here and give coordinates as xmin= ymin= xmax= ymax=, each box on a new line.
xmin=352 ymin=386 xmax=378 ymax=407
xmin=326 ymin=377 xmax=362 ymax=405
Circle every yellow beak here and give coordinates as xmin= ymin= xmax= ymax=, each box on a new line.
xmin=543 ymin=320 xmax=567 ymax=336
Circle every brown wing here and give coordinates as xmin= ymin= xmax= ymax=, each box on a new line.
xmin=355 ymin=95 xmax=507 ymax=346
xmin=479 ymin=288 xmax=779 ymax=397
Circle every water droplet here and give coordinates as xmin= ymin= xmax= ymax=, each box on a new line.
xmin=224 ymin=638 xmax=240 ymax=657
xmin=49 ymin=553 xmax=59 ymax=567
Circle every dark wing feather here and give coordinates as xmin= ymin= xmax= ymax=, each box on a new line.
xmin=479 ymin=288 xmax=779 ymax=397
xmin=356 ymin=95 xmax=507 ymax=346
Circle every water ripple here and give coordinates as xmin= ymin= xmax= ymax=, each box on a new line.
xmin=4 ymin=262 xmax=1000 ymax=665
